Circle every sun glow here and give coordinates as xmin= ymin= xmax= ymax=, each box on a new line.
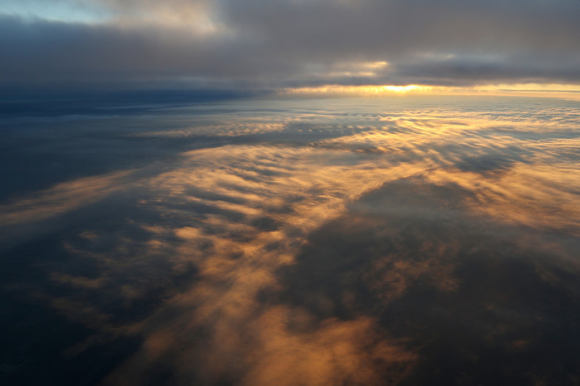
xmin=380 ymin=85 xmax=429 ymax=93
xmin=283 ymin=83 xmax=580 ymax=99
xmin=284 ymin=85 xmax=434 ymax=95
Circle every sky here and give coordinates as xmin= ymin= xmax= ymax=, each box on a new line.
xmin=2 ymin=0 xmax=580 ymax=93
xmin=2 ymin=2 xmax=580 ymax=384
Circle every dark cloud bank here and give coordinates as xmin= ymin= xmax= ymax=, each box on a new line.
xmin=2 ymin=0 xmax=580 ymax=91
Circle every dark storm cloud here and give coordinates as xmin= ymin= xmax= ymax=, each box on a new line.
xmin=390 ymin=54 xmax=580 ymax=86
xmin=1 ymin=0 xmax=580 ymax=89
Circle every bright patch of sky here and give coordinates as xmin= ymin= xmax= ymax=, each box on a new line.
xmin=1 ymin=0 xmax=109 ymax=23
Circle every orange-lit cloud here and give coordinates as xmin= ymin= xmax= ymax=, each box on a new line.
xmin=0 ymin=170 xmax=132 ymax=227
xmin=4 ymin=100 xmax=579 ymax=385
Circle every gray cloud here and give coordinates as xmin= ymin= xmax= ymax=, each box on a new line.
xmin=1 ymin=0 xmax=580 ymax=89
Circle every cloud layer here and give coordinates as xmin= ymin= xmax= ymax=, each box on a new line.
xmin=2 ymin=96 xmax=580 ymax=384
xmin=2 ymin=0 xmax=580 ymax=90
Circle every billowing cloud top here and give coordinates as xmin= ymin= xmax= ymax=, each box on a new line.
xmin=2 ymin=0 xmax=580 ymax=90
